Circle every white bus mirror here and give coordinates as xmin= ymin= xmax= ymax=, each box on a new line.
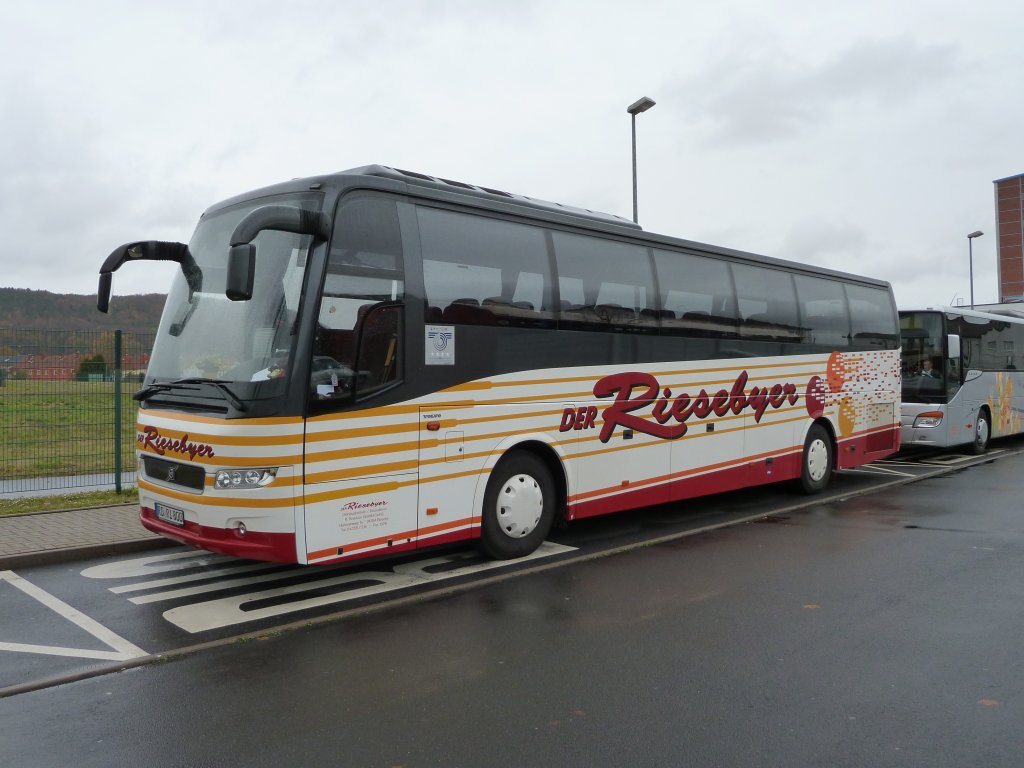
xmin=947 ymin=333 xmax=961 ymax=360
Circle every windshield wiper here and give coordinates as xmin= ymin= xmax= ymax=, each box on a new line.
xmin=134 ymin=378 xmax=247 ymax=411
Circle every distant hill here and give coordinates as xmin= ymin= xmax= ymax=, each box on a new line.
xmin=0 ymin=288 xmax=165 ymax=335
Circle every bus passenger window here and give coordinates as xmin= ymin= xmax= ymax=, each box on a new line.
xmin=553 ymin=232 xmax=657 ymax=333
xmin=795 ymin=275 xmax=850 ymax=348
xmin=732 ymin=264 xmax=800 ymax=342
xmin=846 ymin=284 xmax=898 ymax=349
xmin=418 ymin=207 xmax=554 ymax=328
xmin=654 ymin=249 xmax=738 ymax=338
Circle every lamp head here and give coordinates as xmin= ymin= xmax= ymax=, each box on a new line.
xmin=627 ymin=97 xmax=656 ymax=115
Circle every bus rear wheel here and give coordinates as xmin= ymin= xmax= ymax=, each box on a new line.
xmin=970 ymin=410 xmax=991 ymax=455
xmin=799 ymin=424 xmax=834 ymax=494
xmin=479 ymin=451 xmax=555 ymax=560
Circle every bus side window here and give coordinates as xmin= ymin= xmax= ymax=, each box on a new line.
xmin=553 ymin=232 xmax=657 ymax=333
xmin=795 ymin=274 xmax=851 ymax=348
xmin=418 ymin=207 xmax=554 ymax=328
xmin=846 ymin=284 xmax=898 ymax=350
xmin=654 ymin=249 xmax=738 ymax=338
xmin=732 ymin=263 xmax=800 ymax=342
xmin=355 ymin=304 xmax=402 ymax=396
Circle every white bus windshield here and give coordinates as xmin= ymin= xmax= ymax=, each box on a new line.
xmin=146 ymin=193 xmax=321 ymax=400
xmin=900 ymin=311 xmax=947 ymax=401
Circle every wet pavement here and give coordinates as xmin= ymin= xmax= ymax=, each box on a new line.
xmin=2 ymin=448 xmax=1023 ymax=766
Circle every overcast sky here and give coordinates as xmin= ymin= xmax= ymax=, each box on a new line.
xmin=2 ymin=0 xmax=1021 ymax=309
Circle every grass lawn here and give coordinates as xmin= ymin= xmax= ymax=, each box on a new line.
xmin=0 ymin=379 xmax=139 ymax=480
xmin=0 ymin=487 xmax=138 ymax=517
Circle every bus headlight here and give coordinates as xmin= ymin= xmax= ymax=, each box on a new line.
xmin=913 ymin=412 xmax=944 ymax=428
xmin=215 ymin=468 xmax=278 ymax=489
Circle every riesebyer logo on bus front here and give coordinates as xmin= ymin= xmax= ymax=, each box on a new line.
xmin=559 ymin=369 xmax=826 ymax=443
xmin=137 ymin=425 xmax=216 ymax=460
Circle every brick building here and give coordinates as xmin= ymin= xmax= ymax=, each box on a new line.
xmin=1 ymin=352 xmax=150 ymax=381
xmin=995 ymin=173 xmax=1024 ymax=302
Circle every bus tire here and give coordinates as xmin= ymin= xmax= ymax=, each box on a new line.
xmin=970 ymin=410 xmax=991 ymax=455
xmin=479 ymin=451 xmax=555 ymax=560
xmin=799 ymin=424 xmax=833 ymax=494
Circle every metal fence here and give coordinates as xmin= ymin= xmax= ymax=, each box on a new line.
xmin=0 ymin=328 xmax=155 ymax=496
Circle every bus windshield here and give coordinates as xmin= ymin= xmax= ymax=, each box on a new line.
xmin=145 ymin=193 xmax=321 ymax=402
xmin=900 ymin=310 xmax=948 ymax=402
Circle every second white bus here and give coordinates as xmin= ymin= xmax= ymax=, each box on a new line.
xmin=900 ymin=306 xmax=1024 ymax=453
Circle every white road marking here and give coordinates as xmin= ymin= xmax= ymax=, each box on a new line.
xmin=922 ymin=454 xmax=982 ymax=465
xmin=0 ymin=571 xmax=147 ymax=661
xmin=128 ymin=565 xmax=317 ymax=605
xmin=109 ymin=562 xmax=282 ymax=595
xmin=81 ymin=550 xmax=237 ymax=580
xmin=843 ymin=465 xmax=915 ymax=478
xmin=163 ymin=541 xmax=576 ymax=633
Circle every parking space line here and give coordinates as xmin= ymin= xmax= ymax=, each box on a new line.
xmin=844 ymin=465 xmax=916 ymax=478
xmin=0 ymin=571 xmax=147 ymax=661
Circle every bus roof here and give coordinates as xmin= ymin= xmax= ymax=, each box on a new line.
xmin=206 ymin=164 xmax=894 ymax=290
xmin=899 ymin=306 xmax=1024 ymax=324
xmin=351 ymin=164 xmax=641 ymax=230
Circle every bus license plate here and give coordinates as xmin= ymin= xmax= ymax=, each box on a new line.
xmin=156 ymin=503 xmax=185 ymax=527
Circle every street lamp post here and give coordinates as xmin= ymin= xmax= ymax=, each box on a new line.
xmin=968 ymin=230 xmax=984 ymax=309
xmin=627 ymin=96 xmax=656 ymax=224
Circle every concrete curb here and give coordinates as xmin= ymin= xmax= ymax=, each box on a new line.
xmin=0 ymin=536 xmax=177 ymax=571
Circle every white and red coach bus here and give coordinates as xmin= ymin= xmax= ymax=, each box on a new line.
xmin=98 ymin=165 xmax=900 ymax=564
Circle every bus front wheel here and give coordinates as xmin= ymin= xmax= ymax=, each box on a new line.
xmin=970 ymin=410 xmax=991 ymax=455
xmin=799 ymin=424 xmax=834 ymax=494
xmin=479 ymin=451 xmax=555 ymax=559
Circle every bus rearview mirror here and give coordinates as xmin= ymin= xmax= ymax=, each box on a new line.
xmin=947 ymin=333 xmax=961 ymax=361
xmin=97 ymin=272 xmax=112 ymax=313
xmin=226 ymin=244 xmax=255 ymax=301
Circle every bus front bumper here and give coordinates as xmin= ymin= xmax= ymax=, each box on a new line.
xmin=140 ymin=506 xmax=298 ymax=563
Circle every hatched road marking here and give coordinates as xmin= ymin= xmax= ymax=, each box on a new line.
xmin=81 ymin=542 xmax=577 ymax=634
xmin=0 ymin=570 xmax=148 ymax=662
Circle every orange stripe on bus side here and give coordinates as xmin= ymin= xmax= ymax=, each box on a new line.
xmin=307 ymin=438 xmax=427 ymax=464
xmin=304 ymin=460 xmax=420 ymax=484
xmin=142 ymin=409 xmax=303 ymax=427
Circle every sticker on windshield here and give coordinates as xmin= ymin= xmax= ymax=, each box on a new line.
xmin=426 ymin=326 xmax=455 ymax=366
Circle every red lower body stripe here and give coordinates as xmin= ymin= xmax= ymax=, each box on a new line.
xmin=140 ymin=507 xmax=298 ymax=563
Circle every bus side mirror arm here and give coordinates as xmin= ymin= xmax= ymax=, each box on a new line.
xmin=97 ymin=241 xmax=198 ymax=313
xmin=226 ymin=205 xmax=328 ymax=303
